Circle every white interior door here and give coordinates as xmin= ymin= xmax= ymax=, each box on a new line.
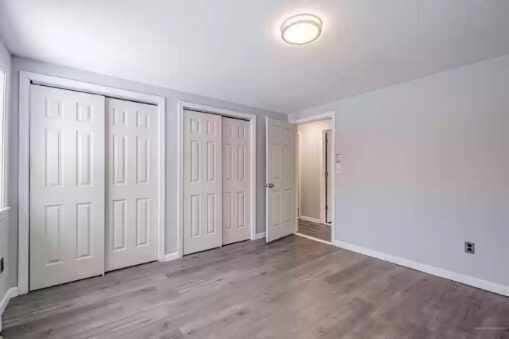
xmin=105 ymin=98 xmax=159 ymax=271
xmin=222 ymin=117 xmax=250 ymax=245
xmin=265 ymin=118 xmax=297 ymax=243
xmin=30 ymin=85 xmax=105 ymax=290
xmin=183 ymin=110 xmax=222 ymax=254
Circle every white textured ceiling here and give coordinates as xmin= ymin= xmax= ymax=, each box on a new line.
xmin=2 ymin=0 xmax=509 ymax=113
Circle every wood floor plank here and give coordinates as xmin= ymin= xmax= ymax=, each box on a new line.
xmin=3 ymin=236 xmax=509 ymax=338
xmin=298 ymin=219 xmax=331 ymax=242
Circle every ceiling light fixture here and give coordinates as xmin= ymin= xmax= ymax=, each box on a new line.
xmin=281 ymin=13 xmax=323 ymax=45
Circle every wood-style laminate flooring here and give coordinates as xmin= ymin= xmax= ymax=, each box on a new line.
xmin=298 ymin=218 xmax=331 ymax=242
xmin=3 ymin=236 xmax=509 ymax=338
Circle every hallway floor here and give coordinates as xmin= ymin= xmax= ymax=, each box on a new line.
xmin=297 ymin=218 xmax=331 ymax=242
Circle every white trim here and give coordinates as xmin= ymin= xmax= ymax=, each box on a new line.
xmin=0 ymin=287 xmax=18 ymax=332
xmin=18 ymin=71 xmax=166 ymax=295
xmin=159 ymin=251 xmax=180 ymax=262
xmin=176 ymin=101 xmax=257 ymax=258
xmin=0 ymin=67 xmax=7 ymax=209
xmin=334 ymin=240 xmax=509 ymax=297
xmin=296 ymin=131 xmax=301 ymax=218
xmin=291 ymin=111 xmax=336 ymax=243
xmin=320 ymin=129 xmax=328 ymax=224
xmin=254 ymin=232 xmax=266 ymax=240
xmin=295 ymin=232 xmax=333 ymax=245
xmin=289 ymin=111 xmax=335 ymax=124
xmin=321 ymin=128 xmax=334 ymax=225
xmin=298 ymin=215 xmax=322 ymax=224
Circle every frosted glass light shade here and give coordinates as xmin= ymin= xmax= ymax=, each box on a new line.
xmin=281 ymin=14 xmax=323 ymax=45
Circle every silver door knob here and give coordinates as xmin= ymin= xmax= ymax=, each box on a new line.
xmin=265 ymin=183 xmax=275 ymax=188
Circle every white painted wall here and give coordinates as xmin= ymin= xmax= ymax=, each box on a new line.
xmin=297 ymin=55 xmax=509 ymax=287
xmin=297 ymin=120 xmax=331 ymax=220
xmin=7 ymin=56 xmax=287 ymax=289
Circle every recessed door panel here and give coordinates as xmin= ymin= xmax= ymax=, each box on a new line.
xmin=222 ymin=117 xmax=250 ymax=245
xmin=76 ymin=131 xmax=93 ymax=186
xmin=183 ymin=110 xmax=222 ymax=254
xmin=44 ymin=204 xmax=63 ymax=264
xmin=76 ymin=103 xmax=92 ymax=122
xmin=136 ymin=136 xmax=150 ymax=184
xmin=112 ymin=135 xmax=127 ymax=185
xmin=76 ymin=202 xmax=92 ymax=258
xmin=136 ymin=198 xmax=151 ymax=247
xmin=45 ymin=129 xmax=63 ymax=187
xmin=207 ymin=142 xmax=217 ymax=182
xmin=112 ymin=199 xmax=127 ymax=251
xmin=30 ymin=85 xmax=105 ymax=291
xmin=106 ymin=98 xmax=159 ymax=271
xmin=190 ymin=194 xmax=201 ymax=238
xmin=207 ymin=194 xmax=217 ymax=234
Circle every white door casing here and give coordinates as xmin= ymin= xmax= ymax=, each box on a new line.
xmin=325 ymin=129 xmax=333 ymax=224
xmin=105 ymin=99 xmax=159 ymax=271
xmin=183 ymin=110 xmax=222 ymax=254
xmin=29 ymin=85 xmax=105 ymax=290
xmin=265 ymin=118 xmax=297 ymax=243
xmin=222 ymin=117 xmax=250 ymax=245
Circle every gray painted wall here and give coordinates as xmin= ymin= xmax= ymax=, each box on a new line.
xmin=0 ymin=212 xmax=11 ymax=304
xmin=297 ymin=55 xmax=509 ymax=286
xmin=0 ymin=39 xmax=14 ymax=302
xmin=297 ymin=120 xmax=331 ymax=220
xmin=0 ymin=41 xmax=17 ymax=308
xmin=7 ymin=56 xmax=287 ymax=288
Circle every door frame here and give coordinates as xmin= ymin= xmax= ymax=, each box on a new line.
xmin=18 ymin=71 xmax=166 ymax=295
xmin=176 ymin=101 xmax=257 ymax=258
xmin=322 ymin=128 xmax=333 ymax=224
xmin=289 ymin=112 xmax=336 ymax=243
xmin=296 ymin=130 xmax=302 ymax=219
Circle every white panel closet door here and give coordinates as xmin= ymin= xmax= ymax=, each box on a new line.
xmin=222 ymin=117 xmax=250 ymax=245
xmin=266 ymin=118 xmax=297 ymax=243
xmin=30 ymin=85 xmax=105 ymax=290
xmin=106 ymin=98 xmax=158 ymax=271
xmin=183 ymin=110 xmax=222 ymax=255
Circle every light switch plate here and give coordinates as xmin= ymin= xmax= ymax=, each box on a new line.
xmin=335 ymin=153 xmax=342 ymax=164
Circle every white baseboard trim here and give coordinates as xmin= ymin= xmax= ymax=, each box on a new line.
xmin=0 ymin=287 xmax=18 ymax=332
xmin=299 ymin=216 xmax=322 ymax=224
xmin=254 ymin=232 xmax=266 ymax=240
xmin=295 ymin=232 xmax=332 ymax=245
xmin=333 ymin=240 xmax=509 ymax=297
xmin=159 ymin=251 xmax=181 ymax=262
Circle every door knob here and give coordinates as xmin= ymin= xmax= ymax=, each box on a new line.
xmin=265 ymin=183 xmax=275 ymax=188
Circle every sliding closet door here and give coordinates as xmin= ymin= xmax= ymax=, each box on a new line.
xmin=30 ymin=85 xmax=105 ymax=290
xmin=222 ymin=117 xmax=250 ymax=245
xmin=183 ymin=110 xmax=222 ymax=255
xmin=106 ymin=99 xmax=159 ymax=271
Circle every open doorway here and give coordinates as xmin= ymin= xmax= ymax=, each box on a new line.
xmin=296 ymin=118 xmax=334 ymax=243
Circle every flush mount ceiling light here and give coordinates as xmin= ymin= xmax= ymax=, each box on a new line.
xmin=281 ymin=13 xmax=323 ymax=45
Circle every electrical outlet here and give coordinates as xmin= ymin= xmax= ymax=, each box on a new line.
xmin=0 ymin=257 xmax=4 ymax=274
xmin=465 ymin=241 xmax=475 ymax=255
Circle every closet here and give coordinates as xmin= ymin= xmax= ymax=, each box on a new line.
xmin=182 ymin=110 xmax=251 ymax=255
xmin=29 ymin=85 xmax=159 ymax=290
